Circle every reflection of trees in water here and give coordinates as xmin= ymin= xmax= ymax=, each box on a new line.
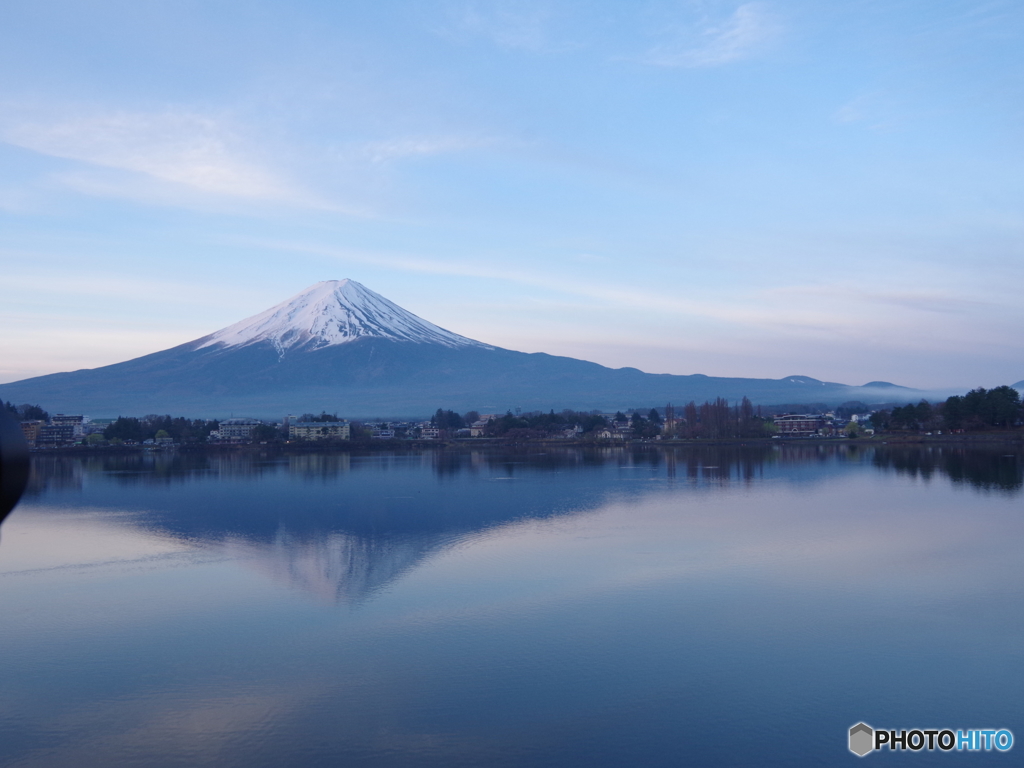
xmin=872 ymin=447 xmax=1023 ymax=492
xmin=415 ymin=442 xmax=1024 ymax=494
xmin=431 ymin=448 xmax=605 ymax=478
xmin=28 ymin=453 xmax=218 ymax=490
xmin=426 ymin=444 xmax=887 ymax=486
xmin=431 ymin=446 xmax=720 ymax=478
xmin=435 ymin=445 xmax=776 ymax=481
xmin=24 ymin=456 xmax=85 ymax=496
xmin=27 ymin=444 xmax=1023 ymax=495
xmin=660 ymin=445 xmax=776 ymax=484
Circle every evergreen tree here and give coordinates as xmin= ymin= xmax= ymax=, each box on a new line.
xmin=17 ymin=404 xmax=49 ymax=421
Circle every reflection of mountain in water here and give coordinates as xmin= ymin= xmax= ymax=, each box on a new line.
xmin=23 ymin=445 xmax=1023 ymax=601
xmin=225 ymin=530 xmax=442 ymax=603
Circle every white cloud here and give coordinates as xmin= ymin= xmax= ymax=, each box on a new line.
xmin=233 ymin=237 xmax=879 ymax=331
xmin=571 ymin=252 xmax=611 ymax=264
xmin=766 ymin=284 xmax=990 ymax=315
xmin=0 ymin=270 xmax=268 ymax=309
xmin=642 ymin=2 xmax=780 ymax=68
xmin=0 ymin=107 xmax=301 ymax=202
xmin=832 ymin=92 xmax=914 ymax=132
xmin=833 ymin=98 xmax=867 ymax=125
xmin=445 ymin=0 xmax=557 ymax=51
xmin=358 ymin=135 xmax=492 ymax=164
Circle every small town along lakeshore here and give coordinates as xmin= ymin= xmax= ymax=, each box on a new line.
xmin=10 ymin=383 xmax=1023 ymax=454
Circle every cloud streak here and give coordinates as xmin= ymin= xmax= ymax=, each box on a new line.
xmin=445 ymin=0 xmax=557 ymax=51
xmin=767 ymin=284 xmax=990 ymax=314
xmin=642 ymin=2 xmax=780 ymax=68
xmin=239 ymin=238 xmax=987 ymax=339
xmin=0 ymin=107 xmax=304 ymax=203
xmin=5 ymin=111 xmax=272 ymax=195
xmin=357 ymin=134 xmax=494 ymax=164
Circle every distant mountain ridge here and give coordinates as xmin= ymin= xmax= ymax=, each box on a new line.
xmin=0 ymin=280 xmax=961 ymax=417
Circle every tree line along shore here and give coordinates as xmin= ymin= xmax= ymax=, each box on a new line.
xmin=5 ymin=385 xmax=1022 ymax=449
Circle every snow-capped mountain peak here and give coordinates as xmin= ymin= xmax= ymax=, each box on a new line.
xmin=197 ymin=279 xmax=489 ymax=354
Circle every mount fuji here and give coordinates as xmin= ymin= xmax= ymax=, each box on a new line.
xmin=0 ymin=280 xmax=937 ymax=417
xmin=196 ymin=279 xmax=490 ymax=355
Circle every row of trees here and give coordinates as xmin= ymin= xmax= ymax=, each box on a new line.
xmin=431 ymin=409 xmax=478 ymax=430
xmin=455 ymin=399 xmax=774 ymax=440
xmin=3 ymin=401 xmax=49 ymax=421
xmin=871 ymin=386 xmax=1021 ymax=433
xmin=482 ymin=409 xmax=610 ymax=439
xmin=298 ymin=412 xmax=343 ymax=423
xmin=667 ymin=398 xmax=775 ymax=439
xmin=943 ymin=386 xmax=1021 ymax=429
xmin=103 ymin=415 xmax=221 ymax=444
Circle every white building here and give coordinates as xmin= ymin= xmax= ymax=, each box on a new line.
xmin=289 ymin=422 xmax=350 ymax=441
xmin=216 ymin=418 xmax=264 ymax=441
xmin=469 ymin=419 xmax=492 ymax=437
xmin=51 ymin=414 xmax=86 ymax=438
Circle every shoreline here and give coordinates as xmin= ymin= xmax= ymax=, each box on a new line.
xmin=28 ymin=432 xmax=1024 ymax=455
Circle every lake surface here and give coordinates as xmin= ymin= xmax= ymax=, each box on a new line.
xmin=1 ymin=444 xmax=1022 ymax=766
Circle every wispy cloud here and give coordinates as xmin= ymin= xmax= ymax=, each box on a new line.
xmin=358 ymin=134 xmax=493 ymax=164
xmin=238 ymin=239 xmax=1024 ymax=369
xmin=1 ymin=270 xmax=269 ymax=310
xmin=832 ymin=92 xmax=914 ymax=132
xmin=767 ymin=284 xmax=989 ymax=315
xmin=833 ymin=98 xmax=867 ymax=125
xmin=234 ymin=237 xmax=900 ymax=333
xmin=443 ymin=0 xmax=560 ymax=52
xmin=642 ymin=2 xmax=780 ymax=68
xmin=0 ymin=106 xmax=305 ymax=203
xmin=571 ymin=253 xmax=612 ymax=264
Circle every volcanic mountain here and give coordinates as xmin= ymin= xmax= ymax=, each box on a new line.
xmin=0 ymin=280 xmax=935 ymax=417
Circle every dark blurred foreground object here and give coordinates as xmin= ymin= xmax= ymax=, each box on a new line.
xmin=0 ymin=408 xmax=29 ymax=524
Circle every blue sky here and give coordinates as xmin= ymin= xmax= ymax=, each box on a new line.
xmin=2 ymin=0 xmax=1022 ymax=389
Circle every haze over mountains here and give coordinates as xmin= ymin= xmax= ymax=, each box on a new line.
xmin=0 ymin=280 xmax=964 ymax=418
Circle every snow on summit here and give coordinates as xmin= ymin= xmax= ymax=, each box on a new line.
xmin=197 ymin=280 xmax=488 ymax=353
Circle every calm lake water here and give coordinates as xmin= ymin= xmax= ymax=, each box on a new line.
xmin=1 ymin=444 xmax=1022 ymax=767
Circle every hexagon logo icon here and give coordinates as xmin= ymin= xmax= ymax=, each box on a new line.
xmin=849 ymin=723 xmax=874 ymax=757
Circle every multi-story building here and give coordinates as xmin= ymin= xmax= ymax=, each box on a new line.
xmin=51 ymin=414 xmax=86 ymax=438
xmin=773 ymin=414 xmax=825 ymax=436
xmin=19 ymin=420 xmax=43 ymax=446
xmin=215 ymin=418 xmax=264 ymax=442
xmin=36 ymin=423 xmax=77 ymax=447
xmin=289 ymin=422 xmax=350 ymax=441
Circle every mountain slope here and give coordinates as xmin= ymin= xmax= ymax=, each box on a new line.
xmin=0 ymin=280 xmax=949 ymax=417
